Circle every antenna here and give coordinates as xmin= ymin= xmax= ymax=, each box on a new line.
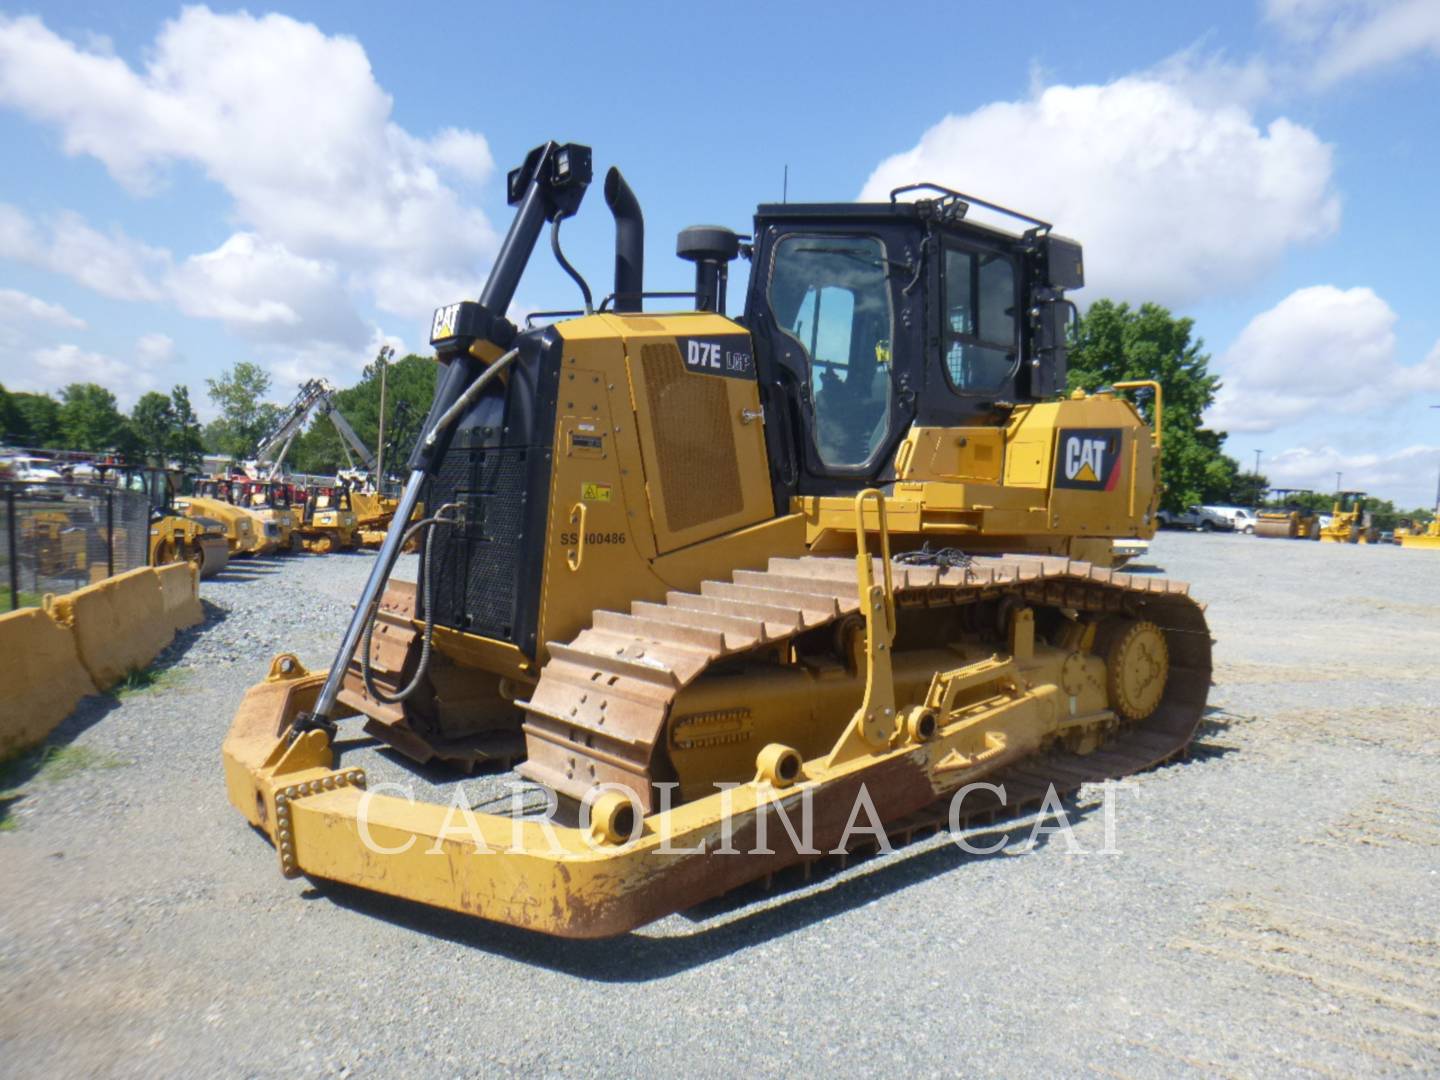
xmin=783 ymin=164 xmax=788 ymax=204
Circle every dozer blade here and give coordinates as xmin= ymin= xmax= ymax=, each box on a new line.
xmin=223 ymin=555 xmax=1211 ymax=939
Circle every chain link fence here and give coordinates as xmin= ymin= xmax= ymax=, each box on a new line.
xmin=1 ymin=481 xmax=151 ymax=612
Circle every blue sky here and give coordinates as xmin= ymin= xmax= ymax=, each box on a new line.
xmin=2 ymin=1 xmax=1439 ymax=505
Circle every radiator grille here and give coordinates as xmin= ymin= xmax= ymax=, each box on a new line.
xmin=427 ymin=445 xmax=530 ymax=641
xmin=639 ymin=343 xmax=743 ymax=534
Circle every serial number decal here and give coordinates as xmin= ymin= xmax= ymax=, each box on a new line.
xmin=580 ymin=482 xmax=612 ymax=502
xmin=1054 ymin=428 xmax=1124 ymax=491
xmin=676 ymin=334 xmax=755 ymax=380
xmin=559 ymin=531 xmax=626 ymax=546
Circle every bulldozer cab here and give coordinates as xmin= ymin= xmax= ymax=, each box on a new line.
xmin=743 ymin=188 xmax=1081 ymax=498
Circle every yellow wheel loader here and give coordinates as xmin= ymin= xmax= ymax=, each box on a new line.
xmin=179 ymin=479 xmax=275 ymax=556
xmin=224 ymin=141 xmax=1211 ymax=938
xmin=1319 ymin=491 xmax=1379 ymax=544
xmin=1254 ymin=488 xmax=1321 ymax=539
xmin=122 ymin=467 xmax=230 ymax=579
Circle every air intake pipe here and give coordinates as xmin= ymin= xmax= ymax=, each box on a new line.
xmin=604 ymin=167 xmax=644 ymax=313
xmin=678 ymin=225 xmax=741 ymax=314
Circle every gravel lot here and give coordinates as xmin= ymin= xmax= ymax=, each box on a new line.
xmin=2 ymin=533 xmax=1437 ymax=1078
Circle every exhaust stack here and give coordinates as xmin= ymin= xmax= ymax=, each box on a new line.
xmin=604 ymin=167 xmax=644 ymax=313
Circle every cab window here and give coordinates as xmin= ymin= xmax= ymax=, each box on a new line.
xmin=943 ymin=246 xmax=1018 ymax=394
xmin=768 ymin=234 xmax=895 ymax=468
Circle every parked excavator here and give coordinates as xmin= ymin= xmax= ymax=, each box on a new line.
xmin=1254 ymin=489 xmax=1321 ymax=539
xmin=224 ymin=140 xmax=1211 ymax=938
xmin=1319 ymin=491 xmax=1379 ymax=544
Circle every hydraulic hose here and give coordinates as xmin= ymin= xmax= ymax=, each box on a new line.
xmin=300 ymin=346 xmax=521 ymax=731
xmin=360 ymin=504 xmax=459 ymax=705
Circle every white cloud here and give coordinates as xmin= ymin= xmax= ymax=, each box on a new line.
xmin=859 ymin=77 xmax=1339 ymax=307
xmin=135 ymin=332 xmax=174 ymax=364
xmin=0 ymin=288 xmax=84 ymax=331
xmin=1206 ymin=285 xmax=1440 ymax=433
xmin=0 ymin=204 xmax=166 ymax=301
xmin=22 ymin=333 xmax=174 ymax=407
xmin=1266 ymin=0 xmax=1440 ymax=85
xmin=167 ymin=231 xmax=368 ymax=348
xmin=0 ymin=9 xmax=498 ymax=322
xmin=265 ymin=326 xmax=405 ymax=392
xmin=1264 ymin=442 xmax=1440 ymax=507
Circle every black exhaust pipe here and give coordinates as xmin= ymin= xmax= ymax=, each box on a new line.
xmin=604 ymin=167 xmax=644 ymax=313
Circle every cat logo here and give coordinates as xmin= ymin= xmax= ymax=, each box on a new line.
xmin=1054 ymin=428 xmax=1123 ymax=491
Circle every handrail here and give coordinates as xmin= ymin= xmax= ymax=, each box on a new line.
xmin=1114 ymin=380 xmax=1163 ymax=452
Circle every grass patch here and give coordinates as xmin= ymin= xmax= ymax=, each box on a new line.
xmin=0 ymin=589 xmax=47 ymax=613
xmin=35 ymin=744 xmax=128 ymax=782
xmin=111 ymin=665 xmax=188 ymax=699
xmin=0 ymin=744 xmax=129 ymax=831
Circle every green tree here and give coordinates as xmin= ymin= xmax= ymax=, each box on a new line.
xmin=290 ymin=351 xmax=436 ymax=476
xmin=1229 ymin=470 xmax=1269 ymax=508
xmin=11 ymin=392 xmax=60 ymax=446
xmin=129 ymin=391 xmax=176 ymax=465
xmin=57 ymin=383 xmax=126 ymax=451
xmin=205 ymin=361 xmax=280 ymax=458
xmin=0 ymin=384 xmax=23 ymax=443
xmin=1067 ymin=300 xmax=1240 ymax=511
xmin=169 ymin=385 xmax=205 ymax=471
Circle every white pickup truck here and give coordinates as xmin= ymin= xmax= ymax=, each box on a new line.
xmin=1156 ymin=505 xmax=1236 ymax=531
xmin=2 ymin=455 xmax=67 ymax=499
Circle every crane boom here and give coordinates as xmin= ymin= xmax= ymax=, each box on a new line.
xmin=320 ymin=399 xmax=376 ymax=472
xmin=251 ymin=378 xmax=334 ymax=479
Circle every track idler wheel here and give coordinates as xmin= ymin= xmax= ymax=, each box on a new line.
xmin=1097 ymin=618 xmax=1169 ymax=722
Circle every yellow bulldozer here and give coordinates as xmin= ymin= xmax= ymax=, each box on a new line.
xmin=1254 ymin=489 xmax=1321 ymax=539
xmin=292 ymin=483 xmax=358 ymax=553
xmin=1319 ymin=491 xmax=1379 ymax=544
xmin=1397 ymin=517 xmax=1440 ymax=549
xmin=224 ymin=141 xmax=1211 ymax=938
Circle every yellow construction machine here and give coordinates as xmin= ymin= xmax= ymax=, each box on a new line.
xmin=1254 ymin=489 xmax=1321 ymax=539
xmin=178 ymin=479 xmax=274 ymax=556
xmin=224 ymin=141 xmax=1211 ymax=938
xmin=233 ymin=478 xmax=301 ymax=552
xmin=21 ymin=510 xmax=87 ymax=577
xmin=1397 ymin=517 xmax=1440 ymax=549
xmin=1319 ymin=491 xmax=1379 ymax=544
xmin=292 ymin=483 xmax=358 ymax=553
xmin=121 ymin=467 xmax=230 ymax=578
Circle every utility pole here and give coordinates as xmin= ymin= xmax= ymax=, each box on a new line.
xmin=374 ymin=346 xmax=393 ymax=490
xmin=1253 ymin=449 xmax=1262 ymax=476
xmin=1336 ymin=471 xmax=1342 ymax=493
xmin=1431 ymin=405 xmax=1440 ymax=514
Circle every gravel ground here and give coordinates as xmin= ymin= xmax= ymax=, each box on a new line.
xmin=1 ymin=533 xmax=1437 ymax=1078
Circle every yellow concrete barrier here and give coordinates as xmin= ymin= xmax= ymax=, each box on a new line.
xmin=0 ymin=606 xmax=98 ymax=759
xmin=48 ymin=567 xmax=174 ymax=691
xmin=155 ymin=562 xmax=203 ymax=633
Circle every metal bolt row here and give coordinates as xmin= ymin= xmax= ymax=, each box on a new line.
xmin=272 ymin=770 xmax=366 ymax=876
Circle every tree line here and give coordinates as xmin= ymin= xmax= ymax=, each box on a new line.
xmin=1066 ymin=300 xmax=1431 ymax=525
xmin=2 ymin=301 xmax=1429 ymax=520
xmin=0 ymin=346 xmax=435 ymax=480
